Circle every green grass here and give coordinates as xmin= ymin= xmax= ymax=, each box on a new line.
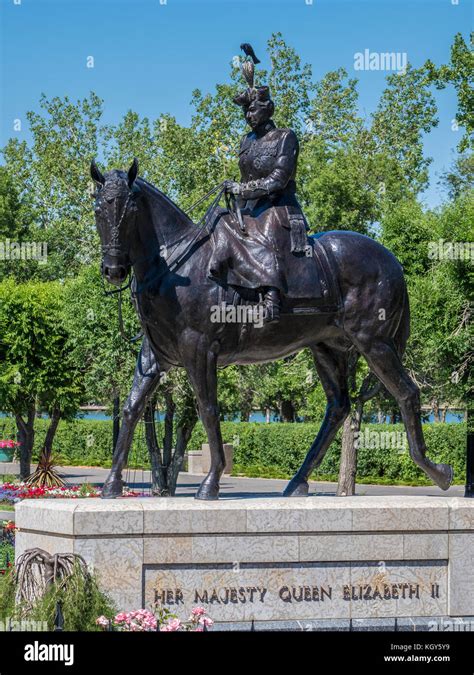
xmin=0 ymin=475 xmax=19 ymax=483
xmin=232 ymin=463 xmax=465 ymax=487
xmin=0 ymin=503 xmax=15 ymax=512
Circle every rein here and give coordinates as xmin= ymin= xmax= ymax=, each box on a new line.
xmin=101 ymin=273 xmax=142 ymax=343
xmin=101 ymin=181 xmax=227 ymax=343
xmin=162 ymin=182 xmax=226 ymax=274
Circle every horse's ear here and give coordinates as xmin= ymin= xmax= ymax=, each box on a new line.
xmin=128 ymin=158 xmax=139 ymax=188
xmin=90 ymin=159 xmax=105 ymax=186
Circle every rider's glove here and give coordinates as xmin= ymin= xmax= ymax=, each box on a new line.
xmin=224 ymin=180 xmax=241 ymax=196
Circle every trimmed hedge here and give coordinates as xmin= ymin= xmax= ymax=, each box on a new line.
xmin=0 ymin=417 xmax=466 ymax=484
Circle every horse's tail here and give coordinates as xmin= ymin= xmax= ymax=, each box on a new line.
xmin=393 ymin=281 xmax=410 ymax=358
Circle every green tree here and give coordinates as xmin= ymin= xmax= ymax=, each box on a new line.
xmin=372 ymin=65 xmax=438 ymax=192
xmin=380 ymin=198 xmax=434 ymax=277
xmin=440 ymin=152 xmax=474 ymax=200
xmin=267 ymin=32 xmax=314 ymax=134
xmin=306 ymin=68 xmax=360 ymax=148
xmin=425 ymin=32 xmax=473 ymax=152
xmin=0 ymin=167 xmax=23 ymax=240
xmin=2 ymin=93 xmax=104 ymax=279
xmin=0 ymin=280 xmax=83 ymax=477
xmin=62 ymin=265 xmax=138 ymax=413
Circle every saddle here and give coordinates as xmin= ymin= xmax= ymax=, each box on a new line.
xmin=279 ymin=233 xmax=342 ymax=315
xmin=206 ymin=206 xmax=342 ymax=317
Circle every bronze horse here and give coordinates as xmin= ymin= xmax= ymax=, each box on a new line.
xmin=91 ymin=160 xmax=453 ymax=500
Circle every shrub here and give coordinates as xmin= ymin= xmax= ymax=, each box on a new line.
xmin=0 ymin=560 xmax=116 ymax=631
xmin=29 ymin=565 xmax=116 ymax=631
xmin=0 ymin=417 xmax=466 ymax=484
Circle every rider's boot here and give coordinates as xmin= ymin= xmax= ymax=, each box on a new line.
xmin=264 ymin=287 xmax=281 ymax=323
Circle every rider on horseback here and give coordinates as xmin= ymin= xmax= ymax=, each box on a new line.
xmin=211 ymin=49 xmax=309 ymax=323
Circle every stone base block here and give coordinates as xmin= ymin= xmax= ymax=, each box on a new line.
xmin=15 ymin=496 xmax=474 ymax=624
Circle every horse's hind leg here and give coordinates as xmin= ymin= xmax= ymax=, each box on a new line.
xmin=102 ymin=338 xmax=162 ymax=499
xmin=284 ymin=344 xmax=351 ymax=497
xmin=356 ymin=338 xmax=453 ymax=490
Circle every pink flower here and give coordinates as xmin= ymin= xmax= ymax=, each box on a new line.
xmin=113 ymin=609 xmax=157 ymax=631
xmin=166 ymin=618 xmax=182 ymax=631
xmin=191 ymin=606 xmax=206 ymax=617
xmin=199 ymin=617 xmax=214 ymax=628
xmin=114 ymin=612 xmax=128 ymax=623
xmin=96 ymin=615 xmax=110 ymax=627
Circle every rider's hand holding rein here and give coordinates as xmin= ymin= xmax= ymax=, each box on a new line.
xmin=224 ymin=180 xmax=241 ymax=196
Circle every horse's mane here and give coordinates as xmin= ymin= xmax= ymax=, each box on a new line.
xmin=135 ymin=176 xmax=215 ymax=266
xmin=136 ymin=177 xmax=194 ymax=228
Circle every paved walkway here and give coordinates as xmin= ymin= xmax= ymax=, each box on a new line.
xmin=0 ymin=462 xmax=464 ymax=498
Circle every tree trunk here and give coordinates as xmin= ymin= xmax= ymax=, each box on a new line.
xmin=43 ymin=407 xmax=61 ymax=459
xmin=15 ymin=405 xmax=36 ymax=479
xmin=337 ymin=369 xmax=376 ymax=497
xmin=144 ymin=391 xmax=198 ymax=497
xmin=265 ymin=408 xmax=271 ymax=424
xmin=144 ymin=400 xmax=166 ymax=496
xmin=167 ymin=413 xmax=197 ymax=495
xmin=240 ymin=409 xmax=250 ymax=423
xmin=167 ymin=388 xmax=198 ymax=495
xmin=337 ymin=407 xmax=362 ymax=497
xmin=240 ymin=390 xmax=253 ymax=423
xmin=163 ymin=390 xmax=175 ymax=469
xmin=280 ymin=399 xmax=295 ymax=423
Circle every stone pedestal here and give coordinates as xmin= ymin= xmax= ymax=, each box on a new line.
xmin=15 ymin=496 xmax=474 ymax=628
xmin=186 ymin=452 xmax=203 ymax=474
xmin=200 ymin=443 xmax=233 ymax=475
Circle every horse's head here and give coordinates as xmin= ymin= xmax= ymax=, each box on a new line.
xmin=91 ymin=159 xmax=140 ymax=285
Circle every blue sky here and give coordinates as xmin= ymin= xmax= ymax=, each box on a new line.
xmin=0 ymin=0 xmax=471 ymax=207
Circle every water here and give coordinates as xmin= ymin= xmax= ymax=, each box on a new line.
xmin=0 ymin=410 xmax=464 ymax=423
xmin=75 ymin=410 xmax=279 ymax=423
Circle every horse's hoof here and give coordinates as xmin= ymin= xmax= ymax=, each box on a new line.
xmin=101 ymin=478 xmax=124 ymax=499
xmin=195 ymin=480 xmax=220 ymax=501
xmin=283 ymin=478 xmax=309 ymax=497
xmin=433 ymin=463 xmax=453 ymax=491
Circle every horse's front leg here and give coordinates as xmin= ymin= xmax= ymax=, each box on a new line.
xmin=181 ymin=332 xmax=224 ymax=500
xmin=101 ymin=337 xmax=162 ymax=499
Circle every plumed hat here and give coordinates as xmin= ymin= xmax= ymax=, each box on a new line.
xmin=233 ymin=85 xmax=271 ymax=108
xmin=233 ymin=44 xmax=272 ymax=109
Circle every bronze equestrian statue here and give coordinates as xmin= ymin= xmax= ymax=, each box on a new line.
xmin=90 ymin=47 xmax=453 ymax=500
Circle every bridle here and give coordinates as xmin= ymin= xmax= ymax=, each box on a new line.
xmin=97 ymin=188 xmax=138 ymax=295
xmin=96 ymin=179 xmax=227 ymax=342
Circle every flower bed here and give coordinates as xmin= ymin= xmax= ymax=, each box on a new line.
xmin=96 ymin=605 xmax=213 ymax=632
xmin=0 ymin=440 xmax=19 ymax=462
xmin=0 ymin=482 xmax=144 ymax=506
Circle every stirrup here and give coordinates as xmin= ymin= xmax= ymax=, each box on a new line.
xmin=264 ymin=298 xmax=281 ymax=323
